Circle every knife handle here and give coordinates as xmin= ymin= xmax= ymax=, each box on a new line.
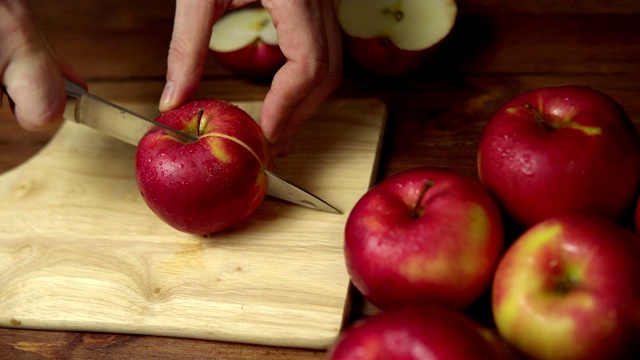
xmin=63 ymin=97 xmax=79 ymax=123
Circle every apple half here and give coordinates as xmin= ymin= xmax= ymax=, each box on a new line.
xmin=209 ymin=7 xmax=286 ymax=81
xmin=337 ymin=0 xmax=457 ymax=77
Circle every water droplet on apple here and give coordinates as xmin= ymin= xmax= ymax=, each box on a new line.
xmin=518 ymin=154 xmax=534 ymax=175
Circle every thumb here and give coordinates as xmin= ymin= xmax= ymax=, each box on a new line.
xmin=1 ymin=2 xmax=67 ymax=131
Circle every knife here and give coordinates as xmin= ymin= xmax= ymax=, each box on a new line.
xmin=63 ymin=79 xmax=340 ymax=214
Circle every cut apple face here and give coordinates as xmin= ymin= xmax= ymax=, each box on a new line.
xmin=208 ymin=7 xmax=285 ymax=80
xmin=209 ymin=8 xmax=278 ymax=52
xmin=337 ymin=0 xmax=457 ymax=51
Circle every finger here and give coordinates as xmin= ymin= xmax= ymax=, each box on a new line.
xmin=259 ymin=0 xmax=342 ymax=156
xmin=160 ymin=0 xmax=221 ymax=112
xmin=4 ymin=52 xmax=66 ymax=131
xmin=1 ymin=1 xmax=66 ymax=131
xmin=270 ymin=0 xmax=343 ymax=154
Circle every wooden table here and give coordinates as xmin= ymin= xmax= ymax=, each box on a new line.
xmin=2 ymin=1 xmax=639 ymax=358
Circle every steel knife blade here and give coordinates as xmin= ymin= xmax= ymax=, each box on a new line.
xmin=63 ymin=79 xmax=340 ymax=214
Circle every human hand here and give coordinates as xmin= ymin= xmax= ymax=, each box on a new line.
xmin=161 ymin=0 xmax=342 ymax=156
xmin=0 ymin=0 xmax=84 ymax=131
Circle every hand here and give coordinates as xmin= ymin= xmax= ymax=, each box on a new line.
xmin=161 ymin=0 xmax=342 ymax=156
xmin=0 ymin=0 xmax=84 ymax=131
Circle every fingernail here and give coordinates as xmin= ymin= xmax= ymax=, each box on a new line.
xmin=160 ymin=81 xmax=175 ymax=109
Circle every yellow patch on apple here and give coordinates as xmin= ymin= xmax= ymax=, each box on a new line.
xmin=202 ymin=132 xmax=264 ymax=166
xmin=181 ymin=111 xmax=205 ymax=136
xmin=400 ymin=204 xmax=491 ymax=285
xmin=205 ymin=136 xmax=233 ymax=163
xmin=516 ymin=221 xmax=562 ymax=254
xmin=564 ymin=122 xmax=602 ymax=136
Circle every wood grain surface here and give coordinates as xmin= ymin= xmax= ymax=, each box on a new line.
xmin=0 ymin=99 xmax=385 ymax=350
xmin=1 ymin=0 xmax=640 ymax=358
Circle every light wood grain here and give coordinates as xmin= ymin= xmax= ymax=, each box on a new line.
xmin=0 ymin=99 xmax=386 ymax=350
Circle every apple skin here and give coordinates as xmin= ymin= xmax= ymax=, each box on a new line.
xmin=477 ymin=85 xmax=640 ymax=227
xmin=210 ymin=42 xmax=286 ymax=81
xmin=344 ymin=166 xmax=504 ymax=311
xmin=492 ymin=213 xmax=640 ymax=360
xmin=327 ymin=306 xmax=516 ymax=360
xmin=342 ymin=36 xmax=440 ymax=77
xmin=135 ymin=99 xmax=272 ymax=236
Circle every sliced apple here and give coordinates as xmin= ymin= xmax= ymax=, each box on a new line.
xmin=337 ymin=0 xmax=457 ymax=77
xmin=209 ymin=7 xmax=286 ymax=81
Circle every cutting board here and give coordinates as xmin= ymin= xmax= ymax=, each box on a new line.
xmin=0 ymin=98 xmax=386 ymax=349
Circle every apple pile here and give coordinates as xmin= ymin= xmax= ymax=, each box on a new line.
xmin=329 ymin=85 xmax=640 ymax=359
xmin=135 ymin=99 xmax=272 ymax=236
xmin=208 ymin=7 xmax=286 ymax=81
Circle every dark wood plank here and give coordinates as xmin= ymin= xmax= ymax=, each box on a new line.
xmin=0 ymin=329 xmax=324 ymax=360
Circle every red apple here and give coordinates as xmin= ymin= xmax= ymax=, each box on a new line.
xmin=208 ymin=7 xmax=286 ymax=81
xmin=344 ymin=166 xmax=504 ymax=311
xmin=135 ymin=99 xmax=272 ymax=236
xmin=492 ymin=213 xmax=640 ymax=360
xmin=478 ymin=85 xmax=640 ymax=227
xmin=327 ymin=306 xmax=516 ymax=360
xmin=336 ymin=0 xmax=457 ymax=77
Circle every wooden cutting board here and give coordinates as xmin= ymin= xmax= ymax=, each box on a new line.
xmin=0 ymin=99 xmax=386 ymax=350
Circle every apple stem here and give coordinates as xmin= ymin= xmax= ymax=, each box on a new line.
xmin=553 ymin=274 xmax=580 ymax=294
xmin=196 ymin=108 xmax=204 ymax=137
xmin=524 ymin=103 xmax=555 ymax=132
xmin=411 ymin=180 xmax=434 ymax=219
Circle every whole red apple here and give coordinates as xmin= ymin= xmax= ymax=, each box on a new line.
xmin=337 ymin=0 xmax=457 ymax=77
xmin=344 ymin=167 xmax=504 ymax=311
xmin=208 ymin=7 xmax=286 ymax=81
xmin=478 ymin=85 xmax=640 ymax=227
xmin=327 ymin=306 xmax=516 ymax=360
xmin=492 ymin=213 xmax=640 ymax=360
xmin=135 ymin=99 xmax=272 ymax=236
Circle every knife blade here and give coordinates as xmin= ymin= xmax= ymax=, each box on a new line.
xmin=63 ymin=79 xmax=340 ymax=214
